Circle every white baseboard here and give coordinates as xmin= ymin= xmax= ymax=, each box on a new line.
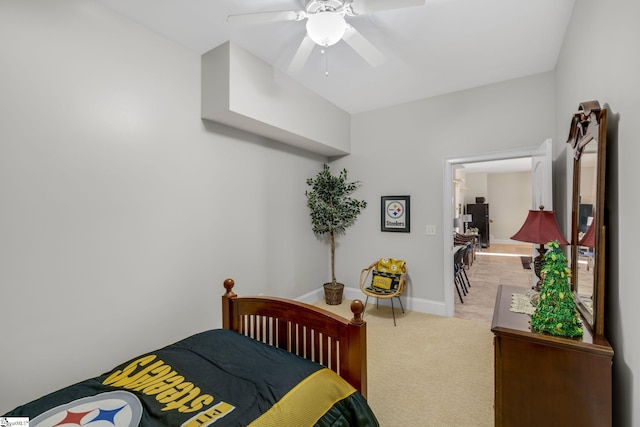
xmin=296 ymin=288 xmax=325 ymax=305
xmin=297 ymin=286 xmax=448 ymax=317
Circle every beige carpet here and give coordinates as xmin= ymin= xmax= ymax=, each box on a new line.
xmin=315 ymin=300 xmax=495 ymax=427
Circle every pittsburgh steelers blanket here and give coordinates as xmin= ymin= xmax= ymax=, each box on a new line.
xmin=3 ymin=329 xmax=378 ymax=427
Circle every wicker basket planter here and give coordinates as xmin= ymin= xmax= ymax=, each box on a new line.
xmin=323 ymin=282 xmax=344 ymax=305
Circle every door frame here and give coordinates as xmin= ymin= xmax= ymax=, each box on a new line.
xmin=442 ymin=141 xmax=552 ymax=317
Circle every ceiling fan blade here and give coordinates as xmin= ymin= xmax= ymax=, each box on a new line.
xmin=288 ymin=35 xmax=316 ymax=73
xmin=342 ymin=26 xmax=385 ymax=67
xmin=226 ymin=10 xmax=304 ymax=25
xmin=348 ymin=0 xmax=425 ymax=15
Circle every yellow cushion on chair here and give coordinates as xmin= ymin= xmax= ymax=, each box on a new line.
xmin=368 ymin=258 xmax=405 ymax=294
xmin=376 ymin=258 xmax=405 ymax=274
xmin=366 ymin=258 xmax=404 ymax=295
xmin=372 ymin=273 xmax=394 ymax=290
xmin=368 ymin=271 xmax=400 ymax=294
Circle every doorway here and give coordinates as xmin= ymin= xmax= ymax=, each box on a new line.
xmin=442 ymin=140 xmax=552 ymax=317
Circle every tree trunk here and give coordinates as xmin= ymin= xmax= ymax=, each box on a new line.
xmin=330 ymin=230 xmax=336 ymax=285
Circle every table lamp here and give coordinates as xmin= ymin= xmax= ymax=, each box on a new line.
xmin=462 ymin=214 xmax=473 ymax=233
xmin=511 ymin=205 xmax=569 ymax=289
xmin=579 ymin=221 xmax=596 ymax=248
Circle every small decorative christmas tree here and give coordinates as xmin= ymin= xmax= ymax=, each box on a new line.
xmin=531 ymin=240 xmax=583 ymax=338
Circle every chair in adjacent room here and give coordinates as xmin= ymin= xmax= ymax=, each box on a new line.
xmin=454 ymin=232 xmax=477 ymax=268
xmin=453 ymin=245 xmax=471 ymax=303
xmin=359 ymin=258 xmax=407 ymax=326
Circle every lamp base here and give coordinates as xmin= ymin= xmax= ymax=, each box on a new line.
xmin=532 ymin=245 xmax=547 ymax=290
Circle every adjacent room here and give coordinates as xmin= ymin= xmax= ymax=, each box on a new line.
xmin=1 ymin=0 xmax=638 ymax=426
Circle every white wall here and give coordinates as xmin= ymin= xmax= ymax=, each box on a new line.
xmin=0 ymin=0 xmax=329 ymax=413
xmin=464 ymin=173 xmax=487 ymax=206
xmin=487 ymin=172 xmax=532 ymax=242
xmin=554 ymin=1 xmax=640 ymax=425
xmin=463 ymin=172 xmax=532 ymax=243
xmin=335 ymin=73 xmax=555 ymax=305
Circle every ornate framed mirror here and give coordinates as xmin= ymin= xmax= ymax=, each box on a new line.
xmin=567 ymin=100 xmax=607 ymax=337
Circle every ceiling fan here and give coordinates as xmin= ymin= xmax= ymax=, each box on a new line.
xmin=226 ymin=0 xmax=426 ymax=73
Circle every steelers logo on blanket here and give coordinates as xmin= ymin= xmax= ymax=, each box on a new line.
xmin=28 ymin=391 xmax=142 ymax=427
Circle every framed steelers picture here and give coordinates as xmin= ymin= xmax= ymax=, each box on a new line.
xmin=381 ymin=196 xmax=410 ymax=232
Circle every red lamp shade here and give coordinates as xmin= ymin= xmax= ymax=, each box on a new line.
xmin=511 ymin=207 xmax=569 ymax=246
xmin=579 ymin=223 xmax=596 ymax=248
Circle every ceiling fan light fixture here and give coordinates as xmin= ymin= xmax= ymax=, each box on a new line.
xmin=305 ymin=12 xmax=347 ymax=47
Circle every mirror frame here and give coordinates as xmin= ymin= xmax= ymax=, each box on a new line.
xmin=567 ymin=100 xmax=607 ymax=337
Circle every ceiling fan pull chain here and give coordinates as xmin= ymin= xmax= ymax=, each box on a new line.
xmin=323 ymin=48 xmax=329 ymax=77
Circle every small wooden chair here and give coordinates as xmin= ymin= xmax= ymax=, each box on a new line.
xmin=359 ymin=258 xmax=407 ymax=326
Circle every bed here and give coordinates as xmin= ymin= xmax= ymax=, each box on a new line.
xmin=2 ymin=279 xmax=377 ymax=426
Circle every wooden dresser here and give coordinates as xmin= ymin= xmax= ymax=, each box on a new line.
xmin=491 ymin=285 xmax=613 ymax=427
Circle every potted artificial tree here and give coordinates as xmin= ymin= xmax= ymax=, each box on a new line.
xmin=306 ymin=164 xmax=367 ymax=305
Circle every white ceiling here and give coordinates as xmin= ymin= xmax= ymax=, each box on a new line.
xmin=94 ymin=0 xmax=575 ymax=114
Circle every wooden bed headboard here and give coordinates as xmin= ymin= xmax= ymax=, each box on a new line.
xmin=221 ymin=278 xmax=367 ymax=397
